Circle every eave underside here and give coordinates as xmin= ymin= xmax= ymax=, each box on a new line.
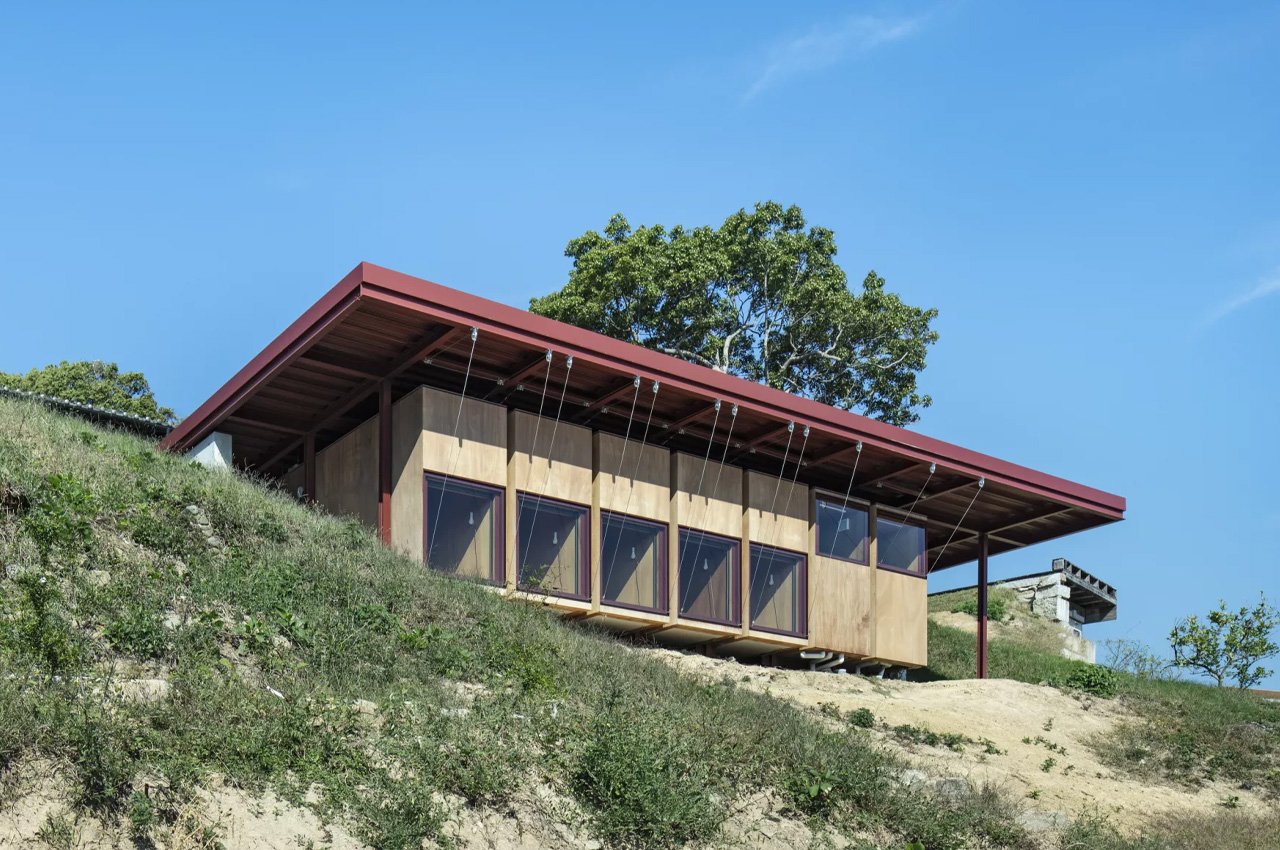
xmin=166 ymin=272 xmax=1124 ymax=572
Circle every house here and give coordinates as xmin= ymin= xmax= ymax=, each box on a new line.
xmin=159 ymin=263 xmax=1126 ymax=673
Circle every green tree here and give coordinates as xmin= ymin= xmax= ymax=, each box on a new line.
xmin=530 ymin=202 xmax=938 ymax=426
xmin=1168 ymin=594 xmax=1279 ymax=688
xmin=0 ymin=360 xmax=174 ymax=423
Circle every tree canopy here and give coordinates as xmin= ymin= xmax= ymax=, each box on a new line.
xmin=1169 ymin=594 xmax=1279 ymax=689
xmin=529 ymin=202 xmax=938 ymax=426
xmin=0 ymin=360 xmax=175 ymax=424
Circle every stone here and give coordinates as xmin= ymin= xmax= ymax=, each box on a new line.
xmin=1017 ymin=810 xmax=1067 ymax=833
xmin=927 ymin=776 xmax=970 ymax=801
xmin=894 ymin=769 xmax=928 ymax=788
xmin=118 ymin=678 xmax=171 ymax=704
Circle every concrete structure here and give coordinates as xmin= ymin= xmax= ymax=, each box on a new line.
xmin=187 ymin=431 xmax=234 ymax=470
xmin=159 ymin=263 xmax=1127 ymax=673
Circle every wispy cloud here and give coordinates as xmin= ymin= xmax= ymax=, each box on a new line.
xmin=1204 ymin=271 xmax=1280 ymax=325
xmin=744 ymin=14 xmax=925 ymax=100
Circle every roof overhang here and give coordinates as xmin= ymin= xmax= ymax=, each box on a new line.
xmin=160 ymin=262 xmax=1126 ymax=571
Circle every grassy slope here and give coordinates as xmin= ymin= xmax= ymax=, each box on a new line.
xmin=0 ymin=397 xmax=1031 ymax=850
xmin=922 ymin=610 xmax=1280 ymax=848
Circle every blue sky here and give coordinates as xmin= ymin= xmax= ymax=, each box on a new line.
xmin=2 ymin=2 xmax=1277 ymax=684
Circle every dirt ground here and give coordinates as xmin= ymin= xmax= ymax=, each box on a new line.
xmin=651 ymin=646 xmax=1271 ymax=833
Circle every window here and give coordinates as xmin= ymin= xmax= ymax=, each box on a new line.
xmin=601 ymin=512 xmax=668 ymax=613
xmin=677 ymin=529 xmax=740 ymax=626
xmin=424 ymin=475 xmax=503 ymax=585
xmin=876 ymin=514 xmax=927 ymax=574
xmin=815 ymin=499 xmax=869 ymax=563
xmin=517 ymin=494 xmax=589 ymax=598
xmin=749 ymin=544 xmax=806 ymax=637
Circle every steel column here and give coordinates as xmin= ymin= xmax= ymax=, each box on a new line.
xmin=378 ymin=381 xmax=392 ymax=545
xmin=977 ymin=531 xmax=989 ymax=679
xmin=302 ymin=432 xmax=316 ymax=502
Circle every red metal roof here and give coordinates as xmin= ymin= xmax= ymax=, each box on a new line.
xmin=161 ymin=262 xmax=1126 ymax=570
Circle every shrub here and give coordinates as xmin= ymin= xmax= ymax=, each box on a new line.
xmin=952 ymin=595 xmax=1008 ymax=622
xmin=847 ymin=706 xmax=876 ymax=728
xmin=1052 ymin=663 xmax=1119 ymax=698
xmin=571 ymin=702 xmax=721 ymax=848
xmin=5 ymin=572 xmax=81 ymax=673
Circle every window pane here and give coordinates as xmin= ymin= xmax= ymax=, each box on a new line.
xmin=816 ymin=500 xmax=868 ymax=563
xmin=601 ymin=513 xmax=667 ymax=612
xmin=677 ymin=530 xmax=739 ymax=625
xmin=876 ymin=515 xmax=926 ymax=574
xmin=518 ymin=494 xmax=588 ymax=597
xmin=425 ymin=476 xmax=502 ymax=584
xmin=750 ymin=544 xmax=806 ymax=636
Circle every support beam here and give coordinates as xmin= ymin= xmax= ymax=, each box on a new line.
xmin=657 ymin=402 xmax=715 ymax=438
xmin=809 ymin=443 xmax=861 ymax=467
xmin=258 ymin=325 xmax=463 ymax=473
xmin=378 ymin=381 xmax=392 ymax=545
xmin=927 ymin=504 xmax=1074 ymax=555
xmin=223 ymin=415 xmax=307 ymax=436
xmin=296 ymin=355 xmax=382 ymax=382
xmin=882 ymin=477 xmax=978 ymax=508
xmin=484 ymin=351 xmax=551 ymax=400
xmin=729 ymin=422 xmax=792 ymax=461
xmin=857 ymin=460 xmax=926 ymax=490
xmin=977 ymin=532 xmax=989 ymax=679
xmin=302 ymin=433 xmax=316 ymax=502
xmin=575 ymin=377 xmax=641 ymax=421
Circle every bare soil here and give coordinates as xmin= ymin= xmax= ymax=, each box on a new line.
xmin=651 ymin=646 xmax=1271 ymax=833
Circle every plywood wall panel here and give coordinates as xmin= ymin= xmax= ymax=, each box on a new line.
xmin=510 ymin=410 xmax=592 ymax=505
xmin=422 ymin=386 xmax=508 ymax=487
xmin=391 ymin=388 xmax=426 ymax=562
xmin=875 ymin=569 xmax=928 ymax=667
xmin=315 ymin=415 xmax=378 ymax=527
xmin=673 ymin=453 xmax=742 ymax=538
xmin=745 ymin=470 xmax=809 ymax=552
xmin=808 ymin=556 xmax=873 ymax=657
xmin=596 ymin=433 xmax=670 ymax=522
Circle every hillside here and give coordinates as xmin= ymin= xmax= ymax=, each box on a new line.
xmin=0 ymin=395 xmax=1277 ymax=850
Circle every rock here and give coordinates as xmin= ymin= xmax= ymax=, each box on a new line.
xmin=4 ymin=564 xmax=25 ymax=580
xmin=351 ymin=699 xmax=379 ymax=716
xmin=927 ymin=777 xmax=971 ymax=801
xmin=85 ymin=569 xmax=111 ymax=587
xmin=205 ymin=536 xmax=224 ymax=549
xmin=118 ymin=678 xmax=171 ymax=704
xmin=1017 ymin=810 xmax=1067 ymax=833
xmin=895 ymin=769 xmax=928 ymax=788
xmin=271 ymin=634 xmax=292 ymax=650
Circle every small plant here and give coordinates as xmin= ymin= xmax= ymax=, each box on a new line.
xmin=890 ymin=723 xmax=976 ymax=751
xmin=818 ymin=701 xmax=842 ymax=720
xmin=1220 ymin=794 xmax=1240 ymax=809
xmin=127 ymin=790 xmax=157 ymax=835
xmin=1042 ymin=718 xmax=1054 ymax=732
xmin=1025 ymin=789 xmax=1041 ymax=800
xmin=36 ymin=813 xmax=77 ymax=850
xmin=22 ymin=472 xmax=98 ymax=565
xmin=1040 ymin=758 xmax=1057 ymax=773
xmin=846 ymin=706 xmax=876 ymax=728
